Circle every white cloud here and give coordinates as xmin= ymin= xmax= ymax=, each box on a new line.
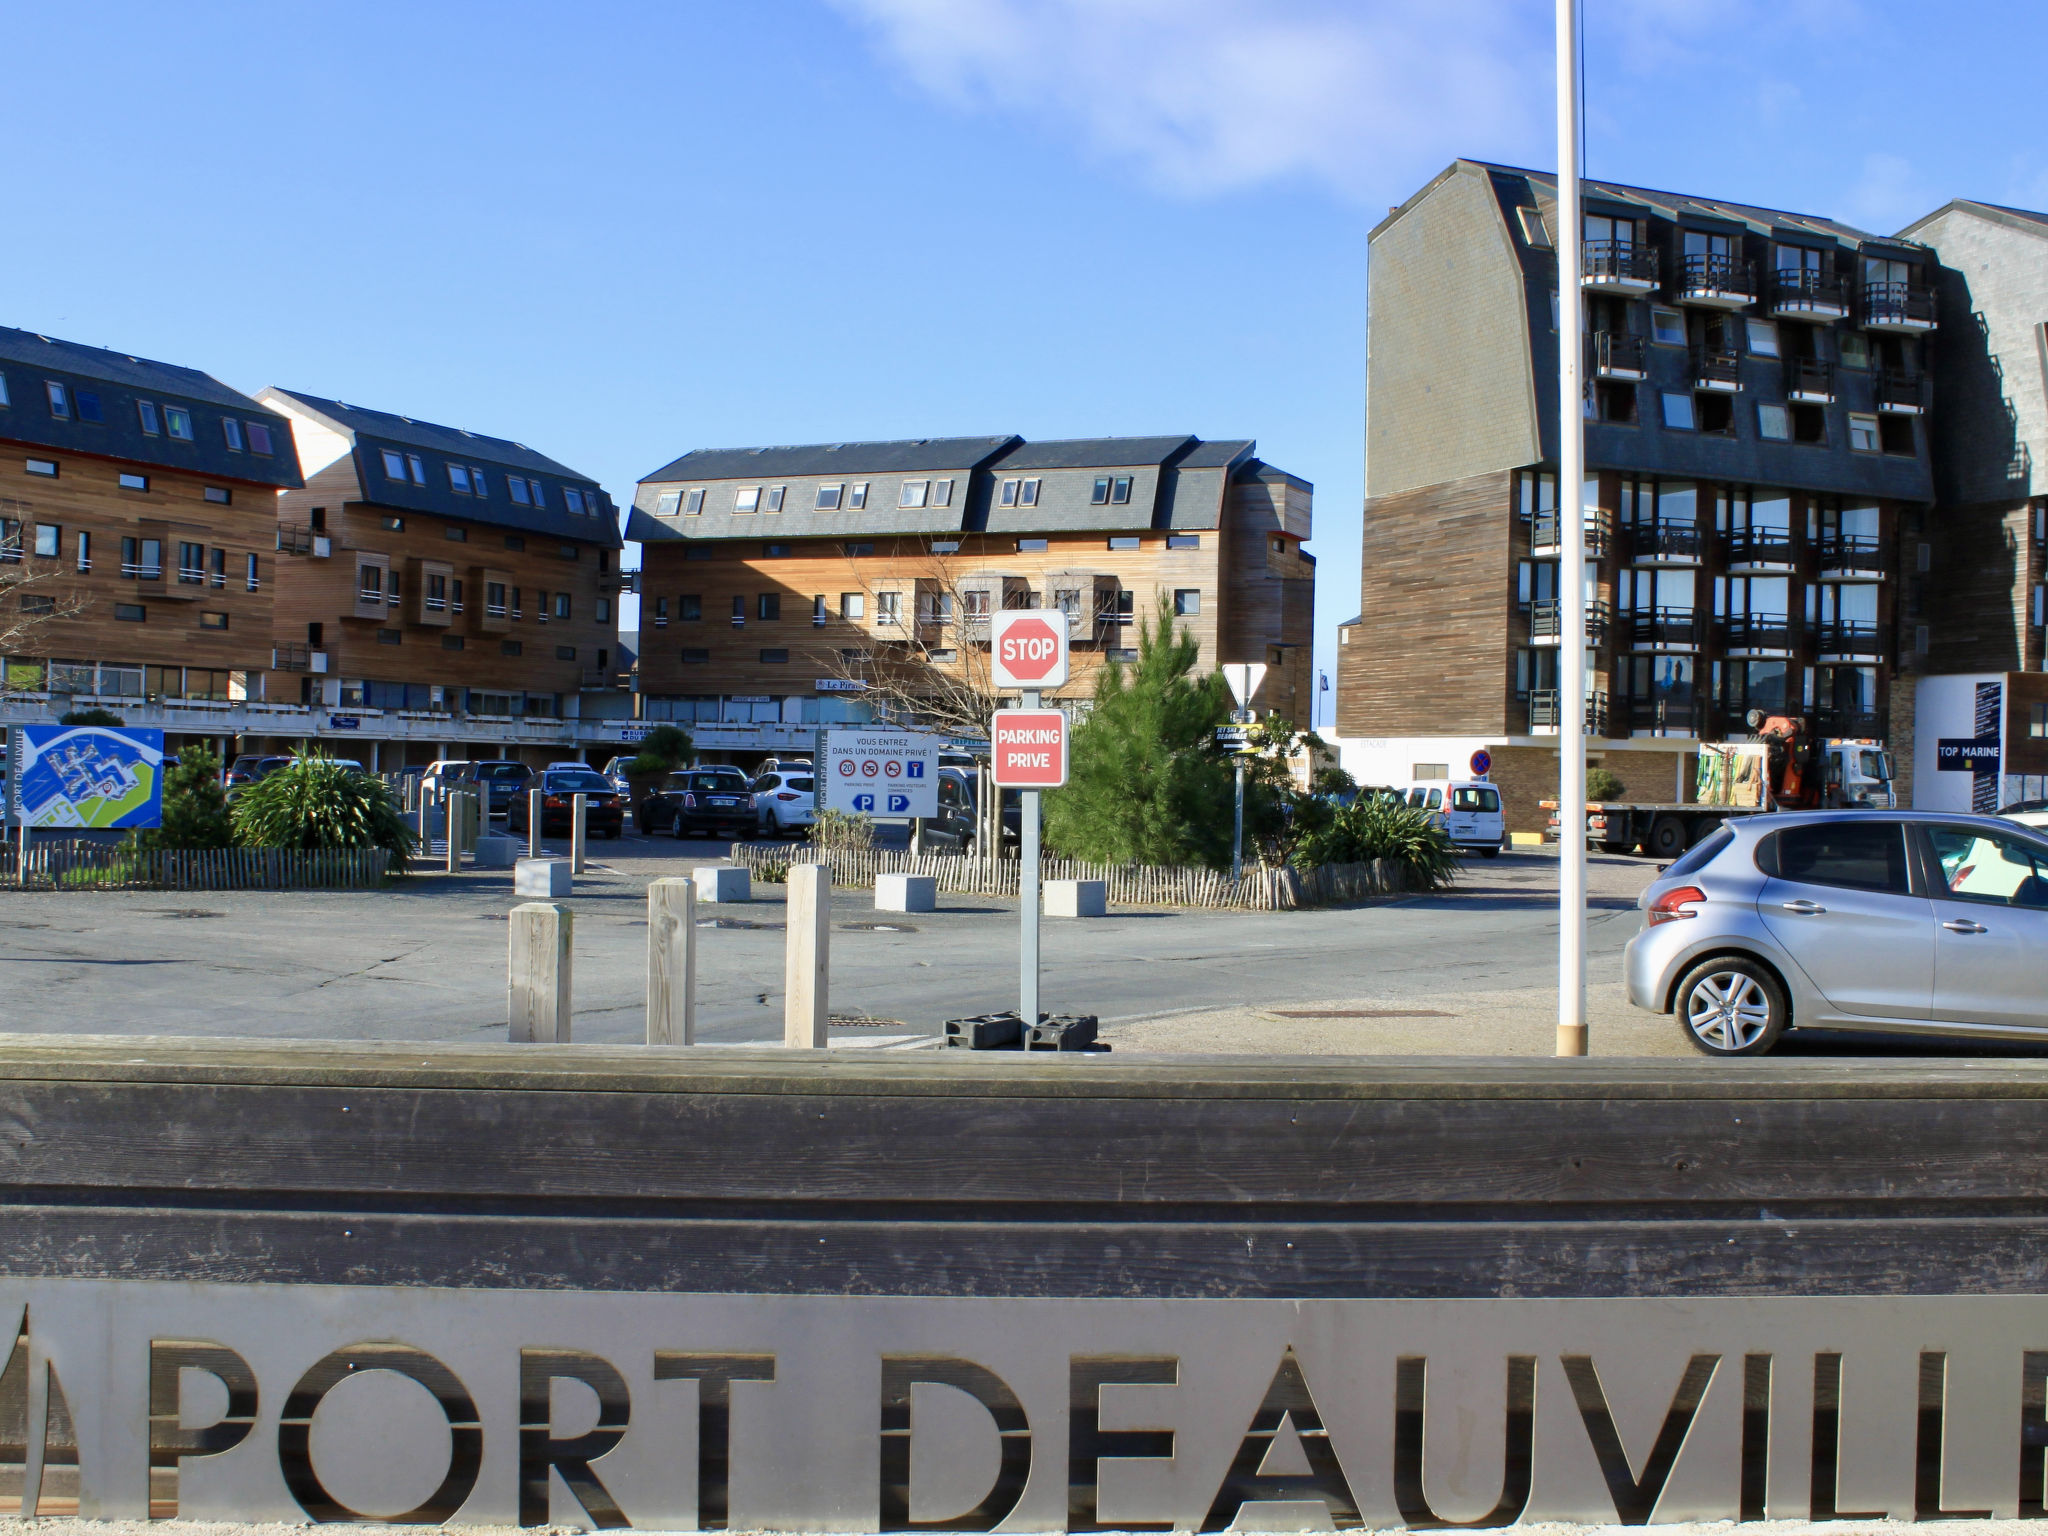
xmin=827 ymin=0 xmax=1549 ymax=202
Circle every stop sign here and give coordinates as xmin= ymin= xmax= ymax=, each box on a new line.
xmin=990 ymin=608 xmax=1069 ymax=688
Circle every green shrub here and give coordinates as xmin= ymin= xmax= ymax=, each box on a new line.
xmin=1587 ymin=765 xmax=1628 ymax=802
xmin=59 ymin=707 xmax=125 ymax=727
xmin=810 ymin=808 xmax=874 ymax=850
xmin=625 ymin=725 xmax=692 ymax=777
xmin=125 ymin=742 xmax=233 ymax=852
xmin=1290 ymin=797 xmax=1461 ymax=890
xmin=230 ymin=754 xmax=416 ymax=873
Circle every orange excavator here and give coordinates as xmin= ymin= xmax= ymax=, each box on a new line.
xmin=1744 ymin=711 xmax=1830 ymax=810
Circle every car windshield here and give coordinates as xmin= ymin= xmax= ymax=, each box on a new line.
xmin=1450 ymin=787 xmax=1499 ymax=812
xmin=670 ymin=772 xmax=744 ymax=794
xmin=476 ymin=764 xmax=527 ymax=780
xmin=547 ymin=771 xmax=614 ymax=794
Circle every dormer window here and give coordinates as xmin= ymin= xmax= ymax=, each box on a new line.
xmin=137 ymin=401 xmax=160 ymax=435
xmin=684 ymin=488 xmax=705 ymax=514
xmin=449 ymin=464 xmax=473 ymax=494
xmin=508 ymin=477 xmax=532 ymax=505
xmin=382 ymin=449 xmax=408 ymax=480
xmin=247 ymin=422 xmax=274 ymax=455
xmin=222 ymin=418 xmax=244 ymax=452
xmin=470 ymin=467 xmax=488 ymax=496
xmin=164 ymin=406 xmax=193 ymax=441
xmin=45 ymin=381 xmax=69 ymax=419
xmin=565 ymin=488 xmax=587 ymax=515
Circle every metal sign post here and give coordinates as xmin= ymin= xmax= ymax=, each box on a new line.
xmin=1232 ymin=760 xmax=1246 ymax=882
xmin=990 ymin=611 xmax=1071 ymax=1028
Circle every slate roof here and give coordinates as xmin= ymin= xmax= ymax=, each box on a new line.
xmin=269 ymin=390 xmax=594 ymax=481
xmin=641 ymin=437 xmax=1019 ymax=485
xmin=0 ymin=326 xmax=303 ymax=488
xmin=983 ymin=436 xmax=1197 ymax=471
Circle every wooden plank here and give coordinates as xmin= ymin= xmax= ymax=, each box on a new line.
xmin=645 ymin=877 xmax=696 ymax=1046
xmin=782 ymin=865 xmax=829 ymax=1049
xmin=507 ymin=902 xmax=572 ymax=1043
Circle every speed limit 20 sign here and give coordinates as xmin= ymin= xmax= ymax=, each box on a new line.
xmin=990 ymin=608 xmax=1069 ymax=689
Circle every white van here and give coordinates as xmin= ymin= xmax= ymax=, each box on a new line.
xmin=1410 ymin=780 xmax=1505 ymax=858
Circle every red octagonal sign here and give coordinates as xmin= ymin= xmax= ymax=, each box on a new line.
xmin=991 ymin=608 xmax=1069 ymax=688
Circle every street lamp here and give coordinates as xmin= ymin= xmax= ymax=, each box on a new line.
xmin=1556 ymin=0 xmax=1589 ymax=1057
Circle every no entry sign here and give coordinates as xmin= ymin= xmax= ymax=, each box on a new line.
xmin=992 ymin=709 xmax=1068 ymax=788
xmin=990 ymin=609 xmax=1069 ymax=689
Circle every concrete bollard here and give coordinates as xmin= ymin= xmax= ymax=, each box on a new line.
xmin=509 ymin=901 xmax=572 ymax=1042
xmin=1044 ymin=879 xmax=1107 ymax=918
xmin=783 ymin=864 xmax=830 ymax=1049
xmin=515 ymin=857 xmax=573 ymax=897
xmin=693 ymin=865 xmax=750 ymax=904
xmin=875 ymin=872 xmax=936 ymax=913
xmin=571 ymin=793 xmax=587 ymax=874
xmin=473 ymin=835 xmax=519 ymax=869
xmin=646 ymin=877 xmax=696 ymax=1046
xmin=444 ymin=792 xmax=464 ymax=874
xmin=528 ymin=788 xmax=544 ymax=858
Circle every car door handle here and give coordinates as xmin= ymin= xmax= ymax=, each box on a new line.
xmin=1781 ymin=899 xmax=1827 ymax=914
xmin=1943 ymin=918 xmax=1989 ymax=934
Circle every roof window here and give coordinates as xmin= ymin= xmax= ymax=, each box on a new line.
xmin=45 ymin=382 xmax=69 ymax=419
xmin=247 ymin=422 xmax=274 ymax=455
xmin=409 ymin=454 xmax=427 ymax=485
xmin=508 ymin=477 xmax=531 ymax=505
xmin=222 ymin=418 xmax=244 ymax=452
xmin=524 ymin=478 xmax=546 ymax=506
xmin=899 ymin=480 xmax=929 ymax=509
xmin=565 ymin=488 xmax=586 ymax=515
xmin=449 ymin=464 xmax=473 ymax=494
xmin=816 ymin=484 xmax=843 ymax=510
xmin=75 ymin=390 xmax=102 ymax=423
xmin=381 ymin=449 xmax=407 ymax=479
xmin=164 ymin=406 xmax=193 ymax=441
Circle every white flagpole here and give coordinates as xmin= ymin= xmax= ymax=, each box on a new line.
xmin=1556 ymin=0 xmax=1589 ymax=1057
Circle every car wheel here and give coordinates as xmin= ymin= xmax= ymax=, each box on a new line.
xmin=1676 ymin=957 xmax=1788 ymax=1057
xmin=1648 ymin=816 xmax=1688 ymax=860
xmin=1479 ymin=846 xmax=1500 ymax=859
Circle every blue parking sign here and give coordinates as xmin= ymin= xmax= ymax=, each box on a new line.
xmin=853 ymin=794 xmax=875 ymax=812
xmin=887 ymin=794 xmax=910 ymax=813
xmin=905 ymin=760 xmax=925 ymax=779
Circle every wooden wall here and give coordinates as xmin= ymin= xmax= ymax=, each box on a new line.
xmin=1220 ymin=477 xmax=1316 ymax=721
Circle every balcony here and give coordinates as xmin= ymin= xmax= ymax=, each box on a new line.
xmin=1875 ymin=368 xmax=1928 ymax=416
xmin=1528 ymin=598 xmax=1613 ymax=649
xmin=1690 ymin=344 xmax=1742 ymax=393
xmin=1818 ymin=534 xmax=1886 ymax=580
xmin=1726 ymin=525 xmax=1797 ymax=571
xmin=1723 ymin=613 xmax=1796 ymax=656
xmin=1815 ymin=707 xmax=1885 ymax=739
xmin=276 ymin=523 xmax=331 ymax=557
xmin=1530 ymin=508 xmax=1612 ymax=558
xmin=1582 ymin=240 xmax=1659 ymax=293
xmin=1629 ymin=517 xmax=1703 ymax=565
xmin=1628 ymin=606 xmax=1701 ymax=651
xmin=1862 ymin=282 xmax=1938 ymax=333
xmin=1629 ymin=695 xmax=1705 ymax=737
xmin=1527 ymin=688 xmax=1612 ymax=736
xmin=1675 ymin=253 xmax=1756 ymax=309
xmin=1784 ymin=357 xmax=1835 ymax=404
xmin=1817 ymin=621 xmax=1884 ymax=662
xmin=1770 ymin=267 xmax=1852 ymax=320
xmin=1590 ymin=331 xmax=1648 ymax=381
xmin=270 ymin=645 xmax=329 ymax=674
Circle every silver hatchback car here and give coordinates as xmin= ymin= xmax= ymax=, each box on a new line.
xmin=1626 ymin=810 xmax=2048 ymax=1055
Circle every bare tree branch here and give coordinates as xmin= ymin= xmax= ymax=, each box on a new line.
xmin=0 ymin=536 xmax=91 ymax=689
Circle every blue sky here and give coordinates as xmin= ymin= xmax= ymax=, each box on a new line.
xmin=9 ymin=0 xmax=2046 ymax=726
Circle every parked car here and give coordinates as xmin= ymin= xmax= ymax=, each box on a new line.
xmin=2000 ymin=798 xmax=2048 ymax=833
xmin=419 ymin=759 xmax=471 ymax=799
xmin=916 ymin=768 xmax=1020 ymax=851
xmin=637 ymin=767 xmax=756 ymax=839
xmin=224 ymin=754 xmax=290 ymax=790
xmin=751 ymin=769 xmax=817 ymax=838
xmin=755 ymin=756 xmax=813 ymax=775
xmin=599 ymin=755 xmax=634 ymax=793
xmin=1625 ymin=810 xmax=2048 ymax=1056
xmin=507 ymin=769 xmax=626 ymax=839
xmin=454 ymin=760 xmax=534 ymax=818
xmin=1432 ymin=780 xmax=1506 ymax=858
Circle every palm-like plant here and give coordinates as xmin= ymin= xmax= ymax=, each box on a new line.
xmin=1290 ymin=797 xmax=1461 ymax=890
xmin=230 ymin=753 xmax=416 ymax=873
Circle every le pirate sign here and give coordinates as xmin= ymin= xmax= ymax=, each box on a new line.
xmin=7 ymin=1281 xmax=2048 ymax=1528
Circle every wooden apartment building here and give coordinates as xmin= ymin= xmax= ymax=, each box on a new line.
xmin=253 ymin=391 xmax=626 ymax=765
xmin=0 ymin=327 xmax=302 ymax=715
xmin=627 ymin=435 xmax=1313 ymax=745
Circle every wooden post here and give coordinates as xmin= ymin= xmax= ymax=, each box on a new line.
xmin=646 ymin=877 xmax=696 ymax=1046
xmin=571 ymin=793 xmax=587 ymax=874
xmin=444 ymin=792 xmax=463 ymax=873
xmin=782 ymin=863 xmax=829 ymax=1049
xmin=528 ymin=787 xmax=544 ymax=857
xmin=508 ymin=901 xmax=572 ymax=1042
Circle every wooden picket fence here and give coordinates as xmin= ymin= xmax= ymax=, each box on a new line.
xmin=724 ymin=843 xmax=1411 ymax=911
xmin=0 ymin=841 xmax=389 ymax=892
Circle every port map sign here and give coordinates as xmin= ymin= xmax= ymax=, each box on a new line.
xmin=16 ymin=724 xmax=164 ymax=829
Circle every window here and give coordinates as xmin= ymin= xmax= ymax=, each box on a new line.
xmin=119 ymin=472 xmax=148 ymax=491
xmin=765 ymin=485 xmax=785 ymax=513
xmin=1758 ymin=403 xmax=1790 ymax=441
xmin=844 ymin=541 xmax=874 ymax=557
xmin=758 ymin=593 xmax=781 ymax=621
xmin=1595 ymin=381 xmax=1638 ymax=423
xmin=816 ymin=484 xmax=843 ymax=511
xmin=556 ymin=645 xmax=577 ymax=661
xmin=2033 ymin=703 xmax=2048 ymax=739
xmin=25 ymin=458 xmax=56 ymax=477
xmin=1516 ymin=206 xmax=1551 ymax=247
xmin=76 ymin=531 xmax=89 ymax=573
xmin=1020 ymin=478 xmax=1040 ymax=507
xmin=45 ymin=381 xmax=69 ymax=418
xmin=75 ymin=390 xmax=102 ymax=422
xmin=656 ymin=490 xmax=682 ymax=516
xmin=876 ymin=591 xmax=902 ymax=625
xmin=1791 ymin=404 xmax=1828 ymax=444
xmin=204 ymin=486 xmax=231 ymax=505
xmin=849 ymin=482 xmax=869 ymax=510
xmin=558 ymin=543 xmax=578 ymax=559
xmin=33 ymin=525 xmax=57 ymax=558
xmin=1746 ymin=320 xmax=1780 ymax=357
xmin=508 ymin=477 xmax=532 ymax=506
xmin=1761 ymin=821 xmax=1908 ymax=893
xmin=681 ymin=648 xmax=710 ymax=664
xmin=1167 ymin=534 xmax=1200 ymax=550
xmin=487 ymin=581 xmax=508 ymax=617
xmin=222 ymin=419 xmax=244 ymax=452
xmin=841 ymin=593 xmax=865 ymax=619
xmin=962 ymin=590 xmax=990 ymax=618
xmin=357 ymin=563 xmax=384 ymax=602
xmin=115 ymin=603 xmax=145 ymax=622
xmin=1115 ymin=590 xmax=1134 ymax=626
xmin=565 ymin=488 xmax=586 ymax=515
xmin=763 ymin=543 xmax=791 ymax=558
xmin=1111 ymin=476 xmax=1133 ymax=504
xmin=376 ymin=627 xmax=401 ymax=644
xmin=179 ymin=542 xmax=205 ymax=584
xmin=1107 ymin=535 xmax=1140 ymax=551
xmin=137 ymin=401 xmax=159 ymax=435
xmin=164 ymin=406 xmax=193 ymax=440
xmin=731 ymin=595 xmax=746 ymax=625
xmin=759 ymin=648 xmax=789 ymax=664
xmin=1017 ymin=538 xmax=1048 ymax=553
xmin=1000 ymin=479 xmax=1020 ymax=507
xmin=408 ymin=455 xmax=426 ymax=485
xmin=209 ymin=547 xmax=226 ymax=587
xmin=1925 ymin=825 xmax=2048 ymax=907
xmin=427 ymin=573 xmax=448 ymax=611
xmin=444 ymin=525 xmax=467 ymax=542
xmin=554 ymin=592 xmax=571 ymax=620
xmin=679 ymin=594 xmax=703 ymax=621
xmin=1661 ymin=392 xmax=1696 ymax=430
xmin=381 ymin=449 xmax=407 ymax=479
xmin=1880 ymin=415 xmax=1915 ymax=455
xmin=247 ymin=422 xmax=274 ymax=455
xmin=933 ymin=539 xmax=960 ymax=554
xmin=501 ymin=640 xmax=523 ymax=657
xmin=678 ymin=487 xmax=703 ymax=515
xmin=1173 ymin=589 xmax=1201 ymax=616
xmin=1697 ymin=393 xmax=1735 ymax=435
xmin=380 ymin=515 xmax=405 ymax=532
xmin=734 ymin=486 xmax=761 ymax=513
xmin=899 ymin=480 xmax=929 ymax=508
xmin=1091 ymin=476 xmax=1112 ymax=505
xmin=122 ymin=536 xmax=162 ymax=578
xmin=442 ymin=634 xmax=465 ymax=651
xmin=449 ymin=465 xmax=473 ymax=493
xmin=1848 ymin=413 xmax=1881 ymax=453
xmin=596 ymin=598 xmax=611 ymax=622
xmin=1650 ymin=307 xmax=1686 ymax=347
xmin=1839 ymin=332 xmax=1872 ymax=371
xmin=504 ymin=534 xmax=525 ymax=550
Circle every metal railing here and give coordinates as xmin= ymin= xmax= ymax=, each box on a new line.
xmin=1862 ymin=281 xmax=1938 ymax=329
xmin=1817 ymin=620 xmax=1883 ymax=658
xmin=1784 ymin=357 xmax=1835 ymax=401
xmin=179 ymin=566 xmax=207 ymax=585
xmin=1628 ymin=606 xmax=1701 ymax=648
xmin=1815 ymin=707 xmax=1885 ymax=739
xmin=1723 ymin=613 xmax=1795 ymax=651
xmin=1529 ymin=598 xmax=1613 ymax=646
xmin=276 ymin=523 xmax=317 ymax=555
xmin=1817 ymin=534 xmax=1885 ymax=576
xmin=1726 ymin=525 xmax=1796 ymax=566
xmin=1629 ymin=517 xmax=1703 ymax=562
xmin=121 ymin=561 xmax=163 ymax=580
xmin=1590 ymin=331 xmax=1648 ymax=377
xmin=1582 ymin=240 xmax=1659 ymax=286
xmin=1628 ymin=695 xmax=1705 ymax=735
xmin=1528 ymin=688 xmax=1612 ymax=734
xmin=1690 ymin=344 xmax=1742 ymax=390
xmin=1770 ymin=267 xmax=1851 ymax=314
xmin=271 ymin=644 xmax=312 ymax=672
xmin=1875 ymin=368 xmax=1928 ymax=413
xmin=1531 ymin=508 xmax=1612 ymax=558
xmin=1676 ymin=253 xmax=1756 ymax=302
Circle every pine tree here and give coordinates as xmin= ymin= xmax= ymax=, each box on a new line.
xmin=1043 ymin=609 xmax=1235 ymax=868
xmin=128 ymin=743 xmax=234 ymax=851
